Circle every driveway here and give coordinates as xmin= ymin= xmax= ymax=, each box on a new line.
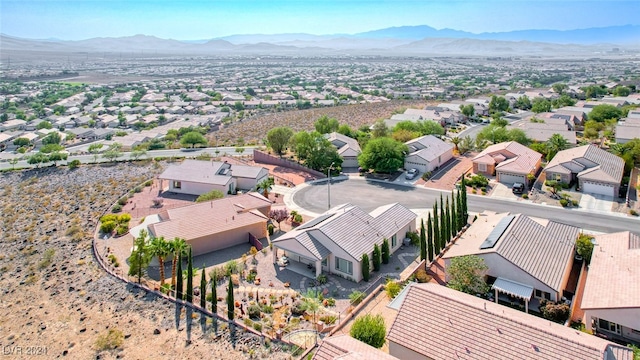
xmin=423 ymin=155 xmax=473 ymax=191
xmin=579 ymin=194 xmax=614 ymax=213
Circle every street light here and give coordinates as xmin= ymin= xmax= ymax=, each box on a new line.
xmin=328 ymin=162 xmax=335 ymax=210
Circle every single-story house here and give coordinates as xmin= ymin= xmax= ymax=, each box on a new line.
xmin=387 ymin=283 xmax=633 ymax=360
xmin=312 ymin=334 xmax=398 ymax=360
xmin=404 ymin=135 xmax=454 ymax=173
xmin=272 ymin=203 xmax=416 ymax=282
xmin=443 ymin=212 xmax=579 ymax=304
xmin=158 ymin=159 xmax=269 ymax=196
xmin=544 ymin=144 xmax=624 ymax=197
xmin=581 ymin=231 xmax=640 ymax=344
xmin=147 ymin=192 xmax=271 ymax=256
xmin=326 ymin=132 xmax=361 ymax=168
xmin=472 ymin=141 xmax=542 ymax=187
xmin=615 ymin=117 xmax=640 ymax=144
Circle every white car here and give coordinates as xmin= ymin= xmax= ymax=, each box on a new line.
xmin=405 ymin=168 xmax=419 ymax=180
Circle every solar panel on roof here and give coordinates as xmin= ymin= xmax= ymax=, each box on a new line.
xmin=297 ymin=213 xmax=335 ymax=230
xmin=480 ymin=215 xmax=516 ymax=249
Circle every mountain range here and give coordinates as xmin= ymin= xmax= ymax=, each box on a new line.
xmin=2 ymin=24 xmax=638 ymax=57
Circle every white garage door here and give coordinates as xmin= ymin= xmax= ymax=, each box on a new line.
xmin=498 ymin=173 xmax=525 ymax=185
xmin=404 ymin=160 xmax=428 ymax=173
xmin=582 ymin=182 xmax=614 ymax=197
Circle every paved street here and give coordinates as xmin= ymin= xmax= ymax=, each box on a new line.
xmin=291 ymin=179 xmax=640 ymax=233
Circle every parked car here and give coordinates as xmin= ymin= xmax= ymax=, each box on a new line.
xmin=405 ymin=168 xmax=419 ymax=180
xmin=512 ymin=182 xmax=525 ymax=194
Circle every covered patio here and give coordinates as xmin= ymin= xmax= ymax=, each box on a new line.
xmin=491 ymin=277 xmax=534 ymax=313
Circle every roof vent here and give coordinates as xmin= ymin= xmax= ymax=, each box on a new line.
xmin=531 ymin=344 xmax=539 ymax=352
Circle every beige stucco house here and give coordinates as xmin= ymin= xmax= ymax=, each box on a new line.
xmin=404 ymin=135 xmax=454 ymax=173
xmin=472 ymin=141 xmax=542 ymax=187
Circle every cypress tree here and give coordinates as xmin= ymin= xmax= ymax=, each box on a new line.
xmin=445 ymin=197 xmax=451 ymax=245
xmin=439 ymin=195 xmax=446 ymax=250
xmin=362 ymin=253 xmax=370 ymax=281
xmin=419 ymin=219 xmax=427 ymax=261
xmin=381 ymin=238 xmax=390 ymax=264
xmin=433 ymin=204 xmax=441 ymax=255
xmin=200 ymin=267 xmax=206 ymax=309
xmin=456 ymin=190 xmax=464 ymax=231
xmin=372 ymin=244 xmax=381 ymax=271
xmin=427 ymin=213 xmax=434 ymax=262
xmin=461 ymin=176 xmax=468 ymax=222
xmin=186 ymin=248 xmax=194 ymax=303
xmin=211 ymin=272 xmax=217 ymax=313
xmin=176 ymin=253 xmax=183 ymax=300
xmin=227 ymin=276 xmax=234 ymax=320
xmin=451 ymin=192 xmax=458 ymax=237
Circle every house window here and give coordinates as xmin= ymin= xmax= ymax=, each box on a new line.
xmin=534 ymin=289 xmax=551 ymax=301
xmin=597 ymin=319 xmax=621 ymax=334
xmin=554 ymin=174 xmax=562 ymax=181
xmin=478 ymin=163 xmax=487 ymax=172
xmin=173 ymin=181 xmax=182 ymax=189
xmin=335 ymin=257 xmax=353 ymax=275
xmin=322 ymin=258 xmax=327 ymax=266
xmin=391 ymin=235 xmax=397 ymax=248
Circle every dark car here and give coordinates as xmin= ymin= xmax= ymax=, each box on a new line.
xmin=512 ymin=182 xmax=525 ymax=194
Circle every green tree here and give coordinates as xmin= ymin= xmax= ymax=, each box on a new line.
xmin=446 ymin=255 xmax=489 ymax=295
xmin=514 ymin=95 xmax=532 ymax=110
xmin=552 ymin=83 xmax=568 ymax=95
xmin=211 ymin=270 xmax=218 ymax=316
xmin=531 ymin=97 xmax=552 ymax=113
xmin=350 ymin=314 xmax=386 ymax=349
xmin=176 ymin=252 xmax=183 ymax=300
xmin=102 ymin=143 xmax=123 ymax=162
xmin=130 ymin=149 xmax=147 ymax=161
xmin=42 ymin=132 xmax=61 ymax=145
xmin=13 ymin=137 xmax=30 ymax=147
xmin=371 ymin=119 xmax=389 ymax=138
xmin=27 ymin=152 xmax=49 ymax=168
xmin=589 ymin=104 xmax=623 ymax=123
xmin=88 ymin=143 xmax=103 ymax=163
xmin=185 ymin=247 xmax=194 ymax=303
xmin=180 ymin=131 xmax=207 ymax=148
xmin=576 ymin=233 xmax=594 ymax=264
xmin=419 ymin=219 xmax=427 ymax=261
xmin=47 ymin=151 xmax=67 ymax=165
xmin=170 ymin=238 xmax=189 ymax=292
xmin=256 ymin=177 xmax=275 ymax=198
xmin=227 ymin=276 xmax=234 ymax=320
xmin=372 ymin=244 xmax=381 ymax=272
xmin=234 ymin=101 xmax=244 ymax=111
xmin=450 ymin=193 xmax=457 ymax=238
xmin=314 ymin=115 xmax=339 ymax=134
xmin=460 ymin=104 xmax=475 ymax=119
xmin=439 ymin=194 xmax=446 ymax=249
xmin=551 ymin=94 xmax=576 ymax=108
xmin=196 ymin=190 xmax=225 ymax=202
xmin=36 ymin=120 xmax=53 ymax=129
xmin=546 ymin=133 xmax=570 ymax=161
xmin=128 ymin=229 xmax=152 ymax=284
xmin=613 ymin=86 xmax=630 ymax=97
xmin=489 ymin=95 xmax=509 ymax=114
xmin=427 ymin=213 xmax=434 ymax=262
xmin=381 ymin=238 xmax=390 ymax=264
xmin=358 ymin=137 xmax=408 ymax=173
xmin=266 ymin=126 xmax=293 ymax=155
xmin=391 ymin=129 xmax=420 ymax=143
xmin=361 ymin=253 xmax=370 ymax=282
xmin=149 ymin=236 xmax=170 ymax=286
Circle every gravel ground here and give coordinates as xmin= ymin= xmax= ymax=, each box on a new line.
xmin=0 ymin=161 xmax=292 ymax=359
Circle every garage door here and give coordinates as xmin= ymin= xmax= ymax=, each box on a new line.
xmin=498 ymin=173 xmax=525 ymax=185
xmin=582 ymin=182 xmax=614 ymax=197
xmin=405 ymin=160 xmax=428 ymax=173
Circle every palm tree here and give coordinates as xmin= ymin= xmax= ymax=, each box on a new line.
xmin=149 ymin=236 xmax=170 ymax=286
xmin=256 ymin=177 xmax=275 ymax=198
xmin=546 ymin=133 xmax=570 ymax=161
xmin=169 ymin=237 xmax=189 ymax=290
xmin=451 ymin=136 xmax=460 ymax=153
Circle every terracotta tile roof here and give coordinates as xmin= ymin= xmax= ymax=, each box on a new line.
xmin=313 ymin=334 xmax=399 ymax=360
xmin=581 ymin=231 xmax=640 ymax=310
xmin=387 ymin=283 xmax=633 ymax=360
xmin=544 ymin=145 xmax=624 ymax=184
xmin=148 ymin=192 xmax=271 ymax=241
xmin=473 ymin=141 xmax=542 ymax=175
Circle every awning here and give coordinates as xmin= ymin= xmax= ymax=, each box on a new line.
xmin=491 ymin=277 xmax=533 ymax=301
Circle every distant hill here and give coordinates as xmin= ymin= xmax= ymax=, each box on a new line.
xmin=1 ymin=23 xmax=638 ymax=58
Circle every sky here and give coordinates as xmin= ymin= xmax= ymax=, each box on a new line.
xmin=1 ymin=0 xmax=639 ymax=40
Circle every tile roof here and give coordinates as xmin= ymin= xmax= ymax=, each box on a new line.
xmin=230 ymin=164 xmax=268 ymax=179
xmin=444 ymin=213 xmax=579 ymax=292
xmin=387 ymin=283 xmax=633 ymax=360
xmin=313 ymin=334 xmax=399 ymax=360
xmin=158 ymin=159 xmax=267 ymax=184
xmin=473 ymin=141 xmax=542 ymax=174
xmin=148 ymin=192 xmax=270 ymax=242
xmin=544 ymin=145 xmax=624 ymax=184
xmin=405 ymin=135 xmax=454 ymax=163
xmin=326 ymin=132 xmax=361 ymax=155
xmin=581 ymin=231 xmax=640 ymax=310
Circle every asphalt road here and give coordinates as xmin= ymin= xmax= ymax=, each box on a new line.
xmin=0 ymin=146 xmax=257 ymax=170
xmin=293 ymin=179 xmax=640 ymax=233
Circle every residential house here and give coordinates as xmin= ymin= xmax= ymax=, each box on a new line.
xmin=271 ymin=203 xmax=416 ymax=282
xmin=472 ymin=141 xmax=542 ymax=187
xmin=615 ymin=117 xmax=640 ymax=144
xmin=544 ymin=145 xmax=624 ymax=197
xmin=581 ymin=231 xmax=640 ymax=344
xmin=387 ymin=283 xmax=633 ymax=360
xmin=158 ymin=159 xmax=269 ymax=196
xmin=443 ymin=212 xmax=579 ymax=305
xmin=312 ymin=334 xmax=399 ymax=360
xmin=0 ymin=119 xmax=26 ymax=132
xmin=325 ymin=132 xmax=361 ymax=168
xmin=404 ymin=135 xmax=454 ymax=173
xmin=147 ymin=193 xmax=271 ymax=256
